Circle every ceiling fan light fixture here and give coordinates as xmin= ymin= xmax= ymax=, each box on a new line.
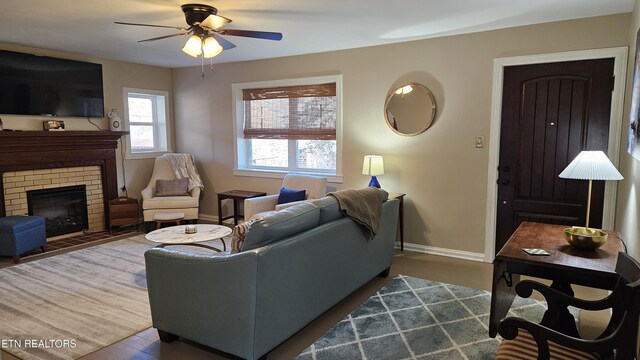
xmin=202 ymin=36 xmax=223 ymax=58
xmin=116 ymin=3 xmax=283 ymax=63
xmin=182 ymin=35 xmax=203 ymax=57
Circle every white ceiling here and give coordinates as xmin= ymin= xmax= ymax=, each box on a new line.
xmin=0 ymin=0 xmax=634 ymax=68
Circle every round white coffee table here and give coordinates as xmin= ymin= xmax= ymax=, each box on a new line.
xmin=145 ymin=224 xmax=232 ymax=251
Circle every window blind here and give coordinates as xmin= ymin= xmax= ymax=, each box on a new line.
xmin=242 ymin=83 xmax=337 ymax=140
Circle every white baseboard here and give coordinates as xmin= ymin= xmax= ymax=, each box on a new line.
xmin=198 ymin=214 xmax=217 ymax=223
xmin=396 ymin=242 xmax=486 ymax=262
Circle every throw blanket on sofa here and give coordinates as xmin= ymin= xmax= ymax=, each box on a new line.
xmin=328 ymin=187 xmax=382 ymax=237
xmin=162 ymin=153 xmax=204 ymax=192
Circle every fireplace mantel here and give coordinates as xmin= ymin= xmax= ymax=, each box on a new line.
xmin=0 ymin=130 xmax=128 ymax=219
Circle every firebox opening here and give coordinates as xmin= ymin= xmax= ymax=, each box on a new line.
xmin=27 ymin=185 xmax=89 ymax=237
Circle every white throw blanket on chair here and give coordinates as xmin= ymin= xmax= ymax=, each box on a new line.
xmin=162 ymin=153 xmax=204 ymax=192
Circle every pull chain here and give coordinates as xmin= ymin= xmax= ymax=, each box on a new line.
xmin=200 ymin=56 xmax=214 ymax=78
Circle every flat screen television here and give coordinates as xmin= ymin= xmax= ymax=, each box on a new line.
xmin=0 ymin=50 xmax=104 ymax=118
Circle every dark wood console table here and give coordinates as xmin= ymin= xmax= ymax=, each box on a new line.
xmin=488 ymin=221 xmax=624 ymax=338
xmin=388 ymin=192 xmax=405 ymax=251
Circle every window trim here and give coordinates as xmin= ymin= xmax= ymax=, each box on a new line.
xmin=232 ymin=75 xmax=343 ymax=183
xmin=122 ymin=87 xmax=172 ymax=160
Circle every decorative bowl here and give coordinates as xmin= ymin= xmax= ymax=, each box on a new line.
xmin=563 ymin=227 xmax=608 ymax=250
xmin=185 ymin=225 xmax=198 ymax=234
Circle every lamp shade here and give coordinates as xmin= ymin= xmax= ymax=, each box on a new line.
xmin=559 ymin=151 xmax=623 ymax=180
xmin=182 ymin=35 xmax=202 ymax=57
xmin=362 ymin=155 xmax=384 ymax=176
xmin=202 ymin=36 xmax=223 ymax=58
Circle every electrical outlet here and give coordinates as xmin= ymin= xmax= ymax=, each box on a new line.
xmin=475 ymin=136 xmax=485 ymax=148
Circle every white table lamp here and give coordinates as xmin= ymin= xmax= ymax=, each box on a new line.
xmin=558 ymin=151 xmax=623 ymax=249
xmin=362 ymin=155 xmax=384 ymax=188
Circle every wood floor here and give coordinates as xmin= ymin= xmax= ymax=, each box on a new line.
xmin=1 ymin=248 xmax=610 ymax=360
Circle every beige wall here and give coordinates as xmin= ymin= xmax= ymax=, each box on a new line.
xmin=0 ymin=42 xmax=173 ymax=205
xmin=173 ymin=14 xmax=631 ymax=256
xmin=616 ymin=0 xmax=640 ymax=259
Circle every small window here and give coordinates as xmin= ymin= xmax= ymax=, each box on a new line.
xmin=123 ymin=88 xmax=170 ymax=159
xmin=233 ymin=75 xmax=342 ymax=182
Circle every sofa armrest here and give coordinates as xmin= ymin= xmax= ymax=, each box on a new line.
xmin=244 ymin=194 xmax=278 ymax=219
xmin=144 ymin=248 xmax=260 ymax=359
xmin=141 ymin=186 xmax=154 ymax=200
xmin=189 ymin=187 xmax=201 ymax=201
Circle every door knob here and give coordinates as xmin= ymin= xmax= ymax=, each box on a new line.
xmin=502 ymin=165 xmax=511 ymax=172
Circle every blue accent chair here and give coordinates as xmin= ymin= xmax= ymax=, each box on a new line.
xmin=0 ymin=216 xmax=47 ymax=263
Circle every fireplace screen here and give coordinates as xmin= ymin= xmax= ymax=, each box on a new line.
xmin=27 ymin=185 xmax=89 ymax=237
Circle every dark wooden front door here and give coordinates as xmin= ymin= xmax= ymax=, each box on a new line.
xmin=495 ymin=58 xmax=615 ymax=254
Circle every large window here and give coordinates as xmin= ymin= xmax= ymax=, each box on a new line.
xmin=123 ymin=88 xmax=170 ymax=159
xmin=233 ymin=76 xmax=342 ymax=181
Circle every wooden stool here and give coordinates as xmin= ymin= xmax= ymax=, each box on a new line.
xmin=153 ymin=212 xmax=185 ymax=230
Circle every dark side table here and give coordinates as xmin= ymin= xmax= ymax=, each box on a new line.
xmin=488 ymin=221 xmax=623 ymax=338
xmin=108 ymin=196 xmax=139 ymax=234
xmin=388 ymin=192 xmax=405 ymax=251
xmin=217 ymin=190 xmax=267 ymax=226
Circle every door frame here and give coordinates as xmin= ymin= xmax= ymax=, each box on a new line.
xmin=484 ymin=47 xmax=628 ymax=262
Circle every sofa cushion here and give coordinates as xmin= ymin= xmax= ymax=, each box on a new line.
xmin=277 ymin=187 xmax=306 ymax=205
xmin=310 ymin=196 xmax=343 ymax=224
xmin=379 ymin=189 xmax=390 ymax=202
xmin=241 ymin=202 xmax=320 ymax=251
xmin=230 ymin=219 xmax=259 ymax=253
xmin=155 ymin=178 xmax=189 ymax=197
xmin=142 ymin=195 xmax=198 ymax=210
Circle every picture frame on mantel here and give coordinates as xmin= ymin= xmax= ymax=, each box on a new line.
xmin=628 ymin=28 xmax=640 ymax=161
xmin=43 ymin=120 xmax=65 ymax=131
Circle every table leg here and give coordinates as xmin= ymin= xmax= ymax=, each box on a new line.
xmin=233 ymin=199 xmax=240 ymax=226
xmin=399 ymin=196 xmax=404 ymax=251
xmin=489 ymin=259 xmax=520 ymax=337
xmin=156 ymin=243 xmax=222 ymax=252
xmin=217 ymin=195 xmax=223 ymax=225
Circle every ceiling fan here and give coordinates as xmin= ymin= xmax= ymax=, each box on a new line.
xmin=115 ymin=3 xmax=283 ymax=59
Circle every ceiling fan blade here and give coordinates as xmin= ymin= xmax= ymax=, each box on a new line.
xmin=115 ymin=21 xmax=188 ymax=31
xmin=212 ymin=34 xmax=236 ymax=50
xmin=200 ymin=14 xmax=232 ymax=30
xmin=219 ymin=29 xmax=283 ymax=41
xmin=138 ymin=32 xmax=189 ymax=43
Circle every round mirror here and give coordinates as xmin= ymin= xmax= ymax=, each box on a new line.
xmin=384 ymin=82 xmax=436 ymax=136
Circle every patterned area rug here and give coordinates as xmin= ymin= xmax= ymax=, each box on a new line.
xmin=297 ymin=275 xmax=574 ymax=360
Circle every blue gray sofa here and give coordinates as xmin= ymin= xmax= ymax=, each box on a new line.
xmin=144 ymin=190 xmax=400 ymax=360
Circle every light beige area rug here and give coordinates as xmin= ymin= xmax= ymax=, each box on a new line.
xmin=0 ymin=235 xmax=157 ymax=360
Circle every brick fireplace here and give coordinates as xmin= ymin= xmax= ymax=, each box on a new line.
xmin=0 ymin=131 xmax=127 ymax=235
xmin=4 ymin=167 xmax=104 ymax=233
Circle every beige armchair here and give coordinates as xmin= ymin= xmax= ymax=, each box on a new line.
xmin=141 ymin=156 xmax=200 ymax=222
xmin=244 ymin=174 xmax=327 ymax=220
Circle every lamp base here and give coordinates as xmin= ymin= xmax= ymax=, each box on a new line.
xmin=368 ymin=176 xmax=381 ymax=188
xmin=563 ymin=227 xmax=608 ymax=250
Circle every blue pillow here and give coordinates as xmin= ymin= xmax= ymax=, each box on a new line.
xmin=277 ymin=187 xmax=306 ymax=205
